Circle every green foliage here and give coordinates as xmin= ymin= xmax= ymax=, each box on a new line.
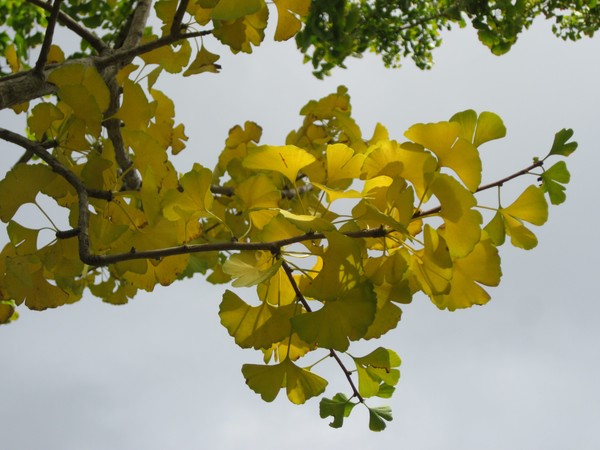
xmin=296 ymin=0 xmax=600 ymax=77
xmin=0 ymin=0 xmax=584 ymax=431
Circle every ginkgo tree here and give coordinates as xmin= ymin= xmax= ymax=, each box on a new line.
xmin=0 ymin=0 xmax=586 ymax=431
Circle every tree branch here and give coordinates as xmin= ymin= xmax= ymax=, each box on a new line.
xmin=121 ymin=0 xmax=153 ymax=51
xmin=413 ymin=160 xmax=545 ymax=219
xmin=171 ymin=0 xmax=191 ymax=35
xmin=33 ymin=0 xmax=63 ymax=76
xmin=25 ymin=0 xmax=108 ymax=53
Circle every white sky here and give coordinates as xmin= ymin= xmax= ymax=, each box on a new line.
xmin=1 ymin=12 xmax=600 ymax=450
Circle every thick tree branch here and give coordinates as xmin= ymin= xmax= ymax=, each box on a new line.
xmin=25 ymin=0 xmax=108 ymax=53
xmin=33 ymin=0 xmax=63 ymax=76
xmin=121 ymin=0 xmax=153 ymax=51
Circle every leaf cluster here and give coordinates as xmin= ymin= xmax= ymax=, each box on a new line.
xmin=0 ymin=0 xmax=581 ymax=431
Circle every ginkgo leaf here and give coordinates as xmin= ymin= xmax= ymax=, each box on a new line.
xmin=0 ymin=300 xmax=18 ymax=325
xmin=223 ymin=250 xmax=282 ymax=287
xmin=429 ymin=173 xmax=482 ymax=257
xmin=58 ymin=85 xmax=103 ymax=137
xmin=353 ymin=347 xmax=402 ymax=398
xmin=114 ymin=79 xmax=152 ymax=130
xmin=3 ymin=253 xmax=70 ymax=310
xmin=278 ymin=210 xmax=335 ymax=232
xmin=213 ymin=5 xmax=268 ymax=53
xmin=183 ymin=45 xmax=221 ymax=76
xmin=541 ymin=161 xmax=570 ymax=205
xmin=162 ymin=163 xmax=213 ymax=221
xmin=211 ymin=0 xmax=262 ymax=20
xmin=219 ymin=290 xmax=298 ymax=349
xmin=291 ymin=285 xmax=377 ymax=352
xmin=257 ymin=266 xmax=297 ymax=306
xmin=236 ymin=174 xmax=280 ymax=211
xmin=46 ymin=44 xmax=65 ymax=64
xmin=502 ymin=185 xmax=548 ymax=226
xmin=326 ymin=143 xmax=365 ymax=184
xmin=273 ymin=0 xmax=309 ymax=41
xmin=368 ymin=406 xmax=393 ymax=432
xmin=28 ymin=103 xmax=64 ymax=140
xmin=410 ymin=225 xmax=453 ymax=296
xmin=243 ymin=145 xmax=316 ymax=184
xmin=484 ymin=211 xmax=506 ymax=246
xmin=7 ymin=221 xmax=39 ymax=255
xmin=472 ymin=111 xmax=506 ymax=147
xmin=0 ymin=165 xmax=57 ymax=222
xmin=502 ymin=214 xmax=538 ymax=250
xmin=548 ymin=128 xmax=577 ymax=157
xmin=139 ymin=37 xmax=192 ymax=73
xmin=303 ymin=232 xmax=364 ymax=300
xmin=242 ymin=359 xmax=328 ymax=404
xmin=405 ymin=121 xmax=482 ymax=191
xmin=319 ymin=393 xmax=357 ymax=428
xmin=48 ymin=63 xmax=110 ymax=112
xmin=432 ymin=237 xmax=501 ymax=310
xmin=4 ymin=44 xmax=19 ymax=73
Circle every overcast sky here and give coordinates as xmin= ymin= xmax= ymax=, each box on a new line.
xmin=1 ymin=13 xmax=600 ymax=450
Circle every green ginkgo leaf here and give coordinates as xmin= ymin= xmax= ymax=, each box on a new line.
xmin=548 ymin=128 xmax=577 ymax=157
xmin=219 ymin=290 xmax=297 ymax=349
xmin=319 ymin=393 xmax=357 ymax=428
xmin=540 ymin=161 xmax=571 ymax=205
xmin=291 ymin=285 xmax=377 ymax=352
xmin=368 ymin=406 xmax=393 ymax=432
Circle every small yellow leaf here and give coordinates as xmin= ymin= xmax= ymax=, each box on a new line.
xmin=4 ymin=44 xmax=19 ymax=72
xmin=183 ymin=45 xmax=221 ymax=76
xmin=223 ymin=250 xmax=282 ymax=287
xmin=47 ymin=45 xmax=65 ymax=64
xmin=27 ymin=103 xmax=65 ymax=141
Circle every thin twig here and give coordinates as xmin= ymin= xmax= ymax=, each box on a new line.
xmin=34 ymin=0 xmax=63 ymax=76
xmin=413 ymin=160 xmax=544 ymax=219
xmin=25 ymin=0 xmax=107 ymax=53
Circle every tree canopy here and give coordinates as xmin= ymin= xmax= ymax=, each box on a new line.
xmin=0 ymin=0 xmax=591 ymax=431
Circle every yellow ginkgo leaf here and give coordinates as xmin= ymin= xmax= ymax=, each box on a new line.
xmin=326 ymin=143 xmax=365 ymax=184
xmin=502 ymin=185 xmax=548 ymax=226
xmin=432 ymin=237 xmax=501 ymax=311
xmin=405 ymin=121 xmax=482 ymax=191
xmin=211 ymin=0 xmax=262 ymax=20
xmin=4 ymin=44 xmax=19 ymax=73
xmin=114 ymin=79 xmax=152 ymax=130
xmin=243 ymin=145 xmax=316 ymax=184
xmin=162 ymin=163 xmax=214 ymax=221
xmin=183 ymin=45 xmax=221 ymax=76
xmin=273 ymin=0 xmax=310 ymax=40
xmin=223 ymin=250 xmax=282 ymax=287
xmin=46 ymin=45 xmax=65 ymax=64
xmin=27 ymin=103 xmax=64 ymax=141
xmin=48 ymin=63 xmax=110 ymax=112
xmin=242 ymin=359 xmax=328 ymax=404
